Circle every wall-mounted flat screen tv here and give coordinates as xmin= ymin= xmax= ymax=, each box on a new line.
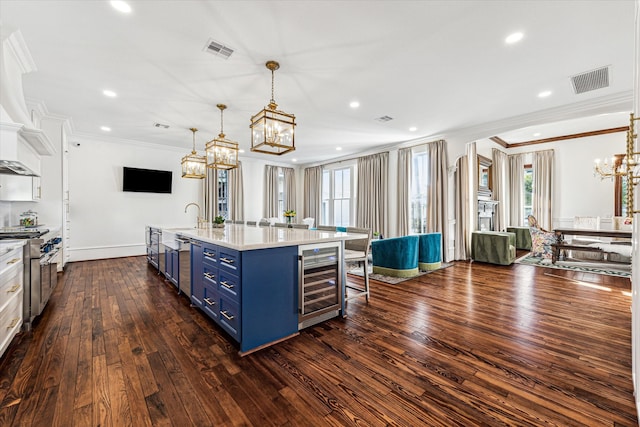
xmin=123 ymin=167 xmax=173 ymax=193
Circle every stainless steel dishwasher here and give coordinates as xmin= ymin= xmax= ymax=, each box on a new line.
xmin=176 ymin=236 xmax=192 ymax=296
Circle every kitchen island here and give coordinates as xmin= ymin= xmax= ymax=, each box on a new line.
xmin=147 ymin=224 xmax=366 ymax=355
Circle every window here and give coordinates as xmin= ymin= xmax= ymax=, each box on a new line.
xmin=523 ymin=164 xmax=533 ymax=223
xmin=321 ymin=166 xmax=354 ymax=226
xmin=217 ymin=170 xmax=229 ymax=218
xmin=410 ymin=149 xmax=428 ymax=233
xmin=278 ymin=169 xmax=285 ymax=219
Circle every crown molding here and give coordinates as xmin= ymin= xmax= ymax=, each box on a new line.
xmin=3 ymin=30 xmax=37 ymax=74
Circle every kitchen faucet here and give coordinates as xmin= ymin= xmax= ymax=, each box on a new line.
xmin=184 ymin=202 xmax=205 ymax=228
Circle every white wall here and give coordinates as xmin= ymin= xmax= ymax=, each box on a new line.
xmin=67 ymin=136 xmax=203 ymax=261
xmin=476 ymin=130 xmax=626 ymax=228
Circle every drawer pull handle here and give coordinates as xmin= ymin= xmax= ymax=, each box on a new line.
xmin=204 ymin=272 xmax=215 ymax=280
xmin=204 ymin=298 xmax=216 ymax=306
xmin=220 ymin=281 xmax=234 ymax=289
xmin=220 ymin=257 xmax=234 ymax=264
xmin=203 ymin=251 xmax=216 ymax=258
xmin=7 ymin=258 xmax=20 ymax=265
xmin=7 ymin=283 xmax=20 ymax=293
xmin=7 ymin=318 xmax=19 ymax=330
xmin=221 ymin=310 xmax=234 ymax=321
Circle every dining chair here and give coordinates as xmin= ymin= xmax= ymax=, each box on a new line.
xmin=302 ymin=217 xmax=315 ymax=228
xmin=291 ymin=223 xmax=309 ymax=229
xmin=234 ymin=220 xmax=245 ymax=224
xmin=246 ymin=220 xmax=257 ymax=226
xmin=344 ymin=227 xmax=371 ymax=303
xmin=274 ymin=222 xmax=288 ymax=228
xmin=315 ymin=225 xmax=336 ymax=231
xmin=258 ymin=220 xmax=271 ymax=226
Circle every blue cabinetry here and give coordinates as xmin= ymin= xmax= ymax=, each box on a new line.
xmin=190 ymin=240 xmax=204 ymax=308
xmin=190 ymin=239 xmax=299 ymax=354
xmin=164 ymin=247 xmax=179 ymax=287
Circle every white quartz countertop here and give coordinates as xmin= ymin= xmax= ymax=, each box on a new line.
xmin=152 ymin=224 xmax=367 ymax=251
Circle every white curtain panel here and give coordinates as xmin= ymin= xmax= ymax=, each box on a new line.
xmin=454 ymin=155 xmax=469 ymax=260
xmin=356 ymin=152 xmax=389 ymax=237
xmin=492 ymin=148 xmax=509 ymax=231
xmin=228 ymin=161 xmax=244 ymax=221
xmin=509 ymin=153 xmax=525 ymax=227
xmin=303 ymin=166 xmax=323 ymax=224
xmin=283 ymin=167 xmax=297 ymax=213
xmin=397 ymin=147 xmax=412 ymax=236
xmin=427 ymin=140 xmax=450 ymax=261
xmin=467 ymin=142 xmax=477 ymax=234
xmin=263 ymin=165 xmax=280 ymax=218
xmin=204 ymin=167 xmax=218 ymax=221
xmin=533 ymin=149 xmax=554 ymax=230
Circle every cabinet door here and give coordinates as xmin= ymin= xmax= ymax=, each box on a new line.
xmin=0 ymin=175 xmax=37 ymax=201
xmin=171 ymin=250 xmax=179 ymax=286
xmin=190 ymin=241 xmax=204 ymax=307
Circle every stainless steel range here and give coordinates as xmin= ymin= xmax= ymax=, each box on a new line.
xmin=0 ymin=227 xmax=62 ymax=330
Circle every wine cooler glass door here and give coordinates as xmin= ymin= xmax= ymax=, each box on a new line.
xmin=298 ymin=242 xmax=342 ymax=328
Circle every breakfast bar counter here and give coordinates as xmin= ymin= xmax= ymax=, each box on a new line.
xmin=147 ymin=224 xmax=367 ymax=355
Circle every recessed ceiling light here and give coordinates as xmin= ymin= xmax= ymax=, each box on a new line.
xmin=533 ymin=132 xmax=541 ymax=137
xmin=336 ymin=147 xmax=342 ymax=151
xmin=349 ymin=101 xmax=360 ymax=109
xmin=100 ymin=126 xmax=111 ymax=132
xmin=505 ymin=32 xmax=523 ymax=44
xmin=409 ymin=127 xmax=417 ymax=132
xmin=292 ymin=158 xmax=297 ymax=162
xmin=239 ymin=149 xmax=245 ymax=153
xmin=538 ymin=90 xmax=552 ymax=98
xmin=110 ymin=1 xmax=132 ymax=13
xmin=103 ymin=89 xmax=117 ymax=98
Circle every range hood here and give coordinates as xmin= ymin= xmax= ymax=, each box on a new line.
xmin=0 ymin=29 xmax=52 ymax=177
xmin=0 ymin=160 xmax=38 ymax=176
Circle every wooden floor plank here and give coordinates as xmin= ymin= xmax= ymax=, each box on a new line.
xmin=0 ymin=256 xmax=636 ymax=426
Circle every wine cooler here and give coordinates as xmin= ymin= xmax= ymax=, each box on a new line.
xmin=298 ymin=241 xmax=342 ymax=329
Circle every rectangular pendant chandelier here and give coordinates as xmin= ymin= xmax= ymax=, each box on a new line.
xmin=250 ymin=60 xmax=296 ymax=156
xmin=206 ymin=104 xmax=239 ymax=170
xmin=181 ymin=127 xmax=206 ymax=179
xmin=250 ymin=106 xmax=296 ymax=155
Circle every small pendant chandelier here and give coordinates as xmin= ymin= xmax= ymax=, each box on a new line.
xmin=206 ymin=104 xmax=239 ymax=170
xmin=250 ymin=60 xmax=296 ymax=155
xmin=181 ymin=127 xmax=206 ymax=179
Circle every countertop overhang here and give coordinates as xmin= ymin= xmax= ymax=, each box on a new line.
xmin=149 ymin=224 xmax=367 ymax=251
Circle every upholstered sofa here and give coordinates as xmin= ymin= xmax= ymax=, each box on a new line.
xmin=471 ymin=231 xmax=516 ymax=265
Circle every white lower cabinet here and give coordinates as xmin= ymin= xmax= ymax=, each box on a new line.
xmin=0 ymin=244 xmax=25 ymax=359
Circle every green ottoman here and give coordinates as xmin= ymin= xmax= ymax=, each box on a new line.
xmin=471 ymin=231 xmax=516 ymax=265
xmin=506 ymin=226 xmax=532 ymax=250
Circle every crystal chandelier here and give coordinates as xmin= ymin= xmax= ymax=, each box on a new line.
xmin=206 ymin=104 xmax=239 ymax=170
xmin=250 ymin=60 xmax=296 ymax=155
xmin=181 ymin=128 xmax=206 ymax=179
xmin=594 ymin=113 xmax=640 ymax=213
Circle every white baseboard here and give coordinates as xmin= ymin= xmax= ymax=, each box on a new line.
xmin=68 ymin=244 xmax=146 ymax=262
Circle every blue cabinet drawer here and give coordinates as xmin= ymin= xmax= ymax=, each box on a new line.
xmin=202 ymin=283 xmax=219 ymax=321
xmin=202 ymin=244 xmax=218 ymax=266
xmin=218 ymin=248 xmax=239 ymax=274
xmin=218 ymin=270 xmax=240 ymax=302
xmin=203 ymin=265 xmax=217 ymax=287
xmin=219 ymin=297 xmax=240 ymax=341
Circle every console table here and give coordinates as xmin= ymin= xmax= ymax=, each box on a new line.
xmin=551 ymin=228 xmax=632 ymax=264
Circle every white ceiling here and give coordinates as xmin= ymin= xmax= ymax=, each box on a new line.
xmin=0 ymin=0 xmax=636 ymax=164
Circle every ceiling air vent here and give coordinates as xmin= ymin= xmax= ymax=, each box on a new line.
xmin=203 ymin=38 xmax=234 ymax=59
xmin=375 ymin=115 xmax=393 ymax=122
xmin=570 ymin=66 xmax=609 ymax=94
xmin=154 ymin=123 xmax=169 ymax=129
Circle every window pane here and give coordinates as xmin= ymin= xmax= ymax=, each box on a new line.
xmin=334 ymin=170 xmax=343 ymax=199
xmin=410 ymin=151 xmax=428 ymax=233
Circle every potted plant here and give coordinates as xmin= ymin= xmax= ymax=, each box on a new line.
xmin=213 ymin=215 xmax=225 ymax=228
xmin=284 ymin=210 xmax=296 ymax=225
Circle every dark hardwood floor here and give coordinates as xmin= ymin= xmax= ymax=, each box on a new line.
xmin=0 ymin=255 xmax=636 ymax=426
